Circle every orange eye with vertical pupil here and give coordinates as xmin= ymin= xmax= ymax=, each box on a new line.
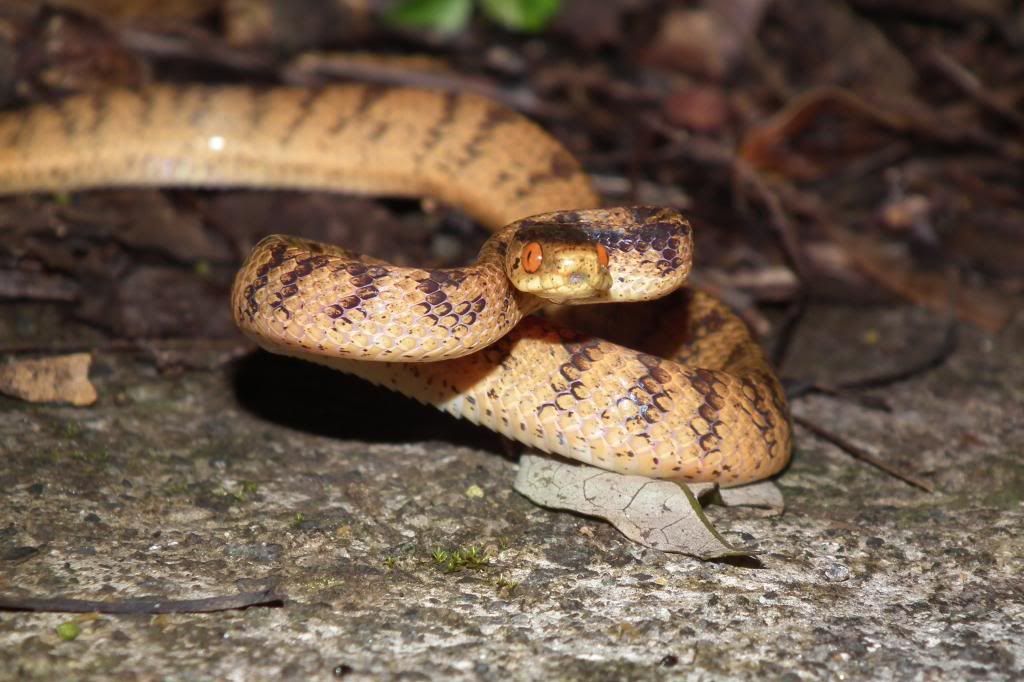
xmin=596 ymin=243 xmax=609 ymax=267
xmin=521 ymin=242 xmax=543 ymax=273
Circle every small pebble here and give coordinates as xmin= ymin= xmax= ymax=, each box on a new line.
xmin=822 ymin=562 xmax=851 ymax=582
xmin=56 ymin=621 xmax=81 ymax=641
xmin=659 ymin=654 xmax=679 ymax=668
xmin=431 ymin=233 xmax=463 ymax=264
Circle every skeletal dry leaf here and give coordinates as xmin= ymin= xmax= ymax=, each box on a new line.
xmin=514 ymin=454 xmax=772 ymax=559
xmin=0 ymin=353 xmax=97 ymax=406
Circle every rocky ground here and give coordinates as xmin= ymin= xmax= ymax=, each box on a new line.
xmin=2 ymin=1 xmax=1022 ymax=679
xmin=1 ymin=298 xmax=1021 ymax=680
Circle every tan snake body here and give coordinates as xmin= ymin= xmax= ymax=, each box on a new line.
xmin=0 ymin=84 xmax=791 ymax=485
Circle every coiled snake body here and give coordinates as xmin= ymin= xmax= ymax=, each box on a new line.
xmin=0 ymin=84 xmax=791 ymax=485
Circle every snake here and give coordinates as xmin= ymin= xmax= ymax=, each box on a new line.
xmin=0 ymin=83 xmax=791 ymax=485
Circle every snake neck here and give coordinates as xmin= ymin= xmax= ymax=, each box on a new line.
xmin=232 ymin=234 xmax=544 ymax=363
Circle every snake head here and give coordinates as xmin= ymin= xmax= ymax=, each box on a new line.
xmin=505 ymin=227 xmax=614 ymax=303
xmin=504 ymin=207 xmax=694 ymax=305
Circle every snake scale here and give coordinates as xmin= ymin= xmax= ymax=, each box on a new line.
xmin=0 ymin=84 xmax=791 ymax=485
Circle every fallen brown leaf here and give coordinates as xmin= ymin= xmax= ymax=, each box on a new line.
xmin=0 ymin=353 xmax=97 ymax=405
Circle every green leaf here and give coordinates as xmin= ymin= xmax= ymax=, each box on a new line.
xmin=480 ymin=0 xmax=561 ymax=32
xmin=384 ymin=0 xmax=473 ymax=34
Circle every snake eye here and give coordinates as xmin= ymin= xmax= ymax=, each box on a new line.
xmin=521 ymin=242 xmax=543 ymax=273
xmin=596 ymin=243 xmax=609 ymax=267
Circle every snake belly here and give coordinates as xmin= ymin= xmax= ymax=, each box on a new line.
xmin=0 ymin=83 xmax=792 ymax=485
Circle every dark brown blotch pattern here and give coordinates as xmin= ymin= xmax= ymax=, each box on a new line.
xmin=56 ymin=97 xmax=78 ymax=139
xmin=269 ymin=253 xmax=334 ymax=319
xmin=241 ymin=240 xmax=386 ymax=327
xmin=415 ymin=91 xmax=459 ymax=167
xmin=513 ymin=207 xmax=691 ymax=278
xmin=537 ymin=337 xmax=602 ymax=417
xmin=279 ymin=87 xmax=326 ymax=145
xmin=600 ymin=218 xmax=691 ymax=277
xmin=246 ymin=84 xmax=278 ymax=130
xmin=87 ymin=90 xmax=107 ymax=136
xmin=688 ymin=367 xmax=728 ymax=461
xmin=738 ymin=371 xmax=788 ymax=467
xmin=617 ymin=354 xmax=675 ymax=439
xmin=514 ymin=149 xmax=585 ymax=199
xmin=327 ymin=84 xmax=390 ymax=136
xmin=414 ymin=269 xmax=487 ymax=335
xmin=3 ymin=108 xmax=32 ymax=148
xmin=324 ymin=261 xmax=390 ymax=324
xmin=241 ymin=239 xmax=289 ymax=321
xmin=137 ymin=88 xmax=157 ymax=128
xmin=458 ymin=102 xmax=521 ymax=167
xmin=186 ymin=85 xmax=217 ymax=127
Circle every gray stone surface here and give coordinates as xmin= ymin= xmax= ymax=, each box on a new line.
xmin=1 ymin=302 xmax=1022 ymax=680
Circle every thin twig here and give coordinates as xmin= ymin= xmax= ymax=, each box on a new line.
xmin=770 ymin=295 xmax=807 ymax=372
xmin=839 ymin=322 xmax=959 ymax=391
xmin=117 ymin=27 xmax=275 ymax=74
xmin=926 ymin=49 xmax=1024 ymax=130
xmin=281 ymin=53 xmax=567 ymax=119
xmin=793 ymin=383 xmax=893 ymax=411
xmin=0 ymin=337 xmax=251 ymax=356
xmin=0 ymin=588 xmax=284 ymax=614
xmin=786 ymin=321 xmax=959 ymax=402
xmin=793 ymin=414 xmax=935 ymax=493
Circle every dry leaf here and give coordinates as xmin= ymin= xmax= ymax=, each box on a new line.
xmin=0 ymin=353 xmax=97 ymax=406
xmin=514 ymin=454 xmax=768 ymax=559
